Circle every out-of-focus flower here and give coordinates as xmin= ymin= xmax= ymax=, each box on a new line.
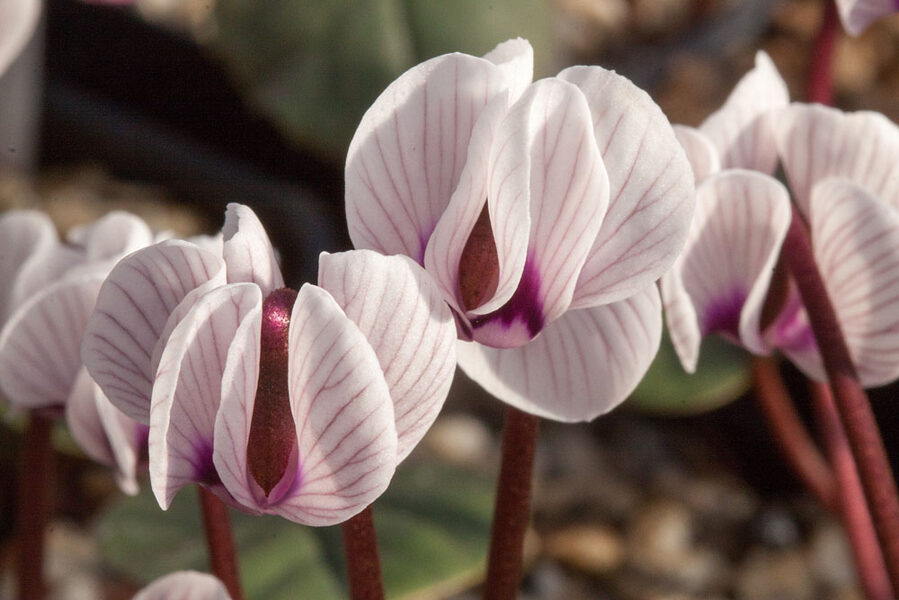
xmin=345 ymin=38 xmax=694 ymax=421
xmin=836 ymin=0 xmax=898 ymax=36
xmin=663 ymin=52 xmax=899 ymax=387
xmin=133 ymin=571 xmax=230 ymax=600
xmin=0 ymin=0 xmax=40 ymax=78
xmin=83 ymin=204 xmax=456 ymax=525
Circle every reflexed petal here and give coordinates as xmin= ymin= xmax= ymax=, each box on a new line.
xmin=558 ymin=66 xmax=695 ymax=308
xmin=457 ymin=285 xmax=662 ymax=422
xmin=222 ymin=203 xmax=284 ymax=295
xmin=274 ymin=284 xmax=397 ymax=526
xmin=811 ymin=178 xmax=899 ymax=386
xmin=699 ymin=51 xmax=788 ymax=173
xmin=0 ymin=209 xmax=57 ymax=319
xmin=346 ymin=51 xmax=511 ymax=262
xmin=0 ymin=0 xmax=40 ymax=78
xmin=10 ymin=245 xmax=84 ymax=311
xmin=836 ymin=0 xmax=897 ymax=35
xmin=73 ymin=211 xmax=154 ymax=262
xmin=150 ymin=283 xmax=262 ymax=510
xmin=133 ymin=571 xmax=231 ymax=600
xmin=82 ymin=240 xmax=227 ymax=424
xmin=482 ymin=37 xmax=534 ymax=101
xmin=0 ymin=269 xmax=106 ymax=410
xmin=774 ymin=104 xmax=899 ymax=216
xmin=673 ymin=125 xmax=720 ymax=183
xmin=660 ymin=269 xmax=701 ymax=373
xmin=66 ymin=368 xmax=116 ymax=473
xmin=319 ymin=250 xmax=457 ymax=462
xmin=676 ymin=171 xmax=791 ymax=356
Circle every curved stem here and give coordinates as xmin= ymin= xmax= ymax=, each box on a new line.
xmin=484 ymin=407 xmax=539 ymax=600
xmin=781 ymin=205 xmax=899 ymax=592
xmin=341 ymin=506 xmax=384 ymax=600
xmin=807 ymin=0 xmax=840 ymax=105
xmin=198 ymin=487 xmax=244 ymax=600
xmin=17 ymin=411 xmax=54 ymax=600
xmin=811 ymin=382 xmax=894 ymax=600
xmin=752 ymin=356 xmax=837 ymax=511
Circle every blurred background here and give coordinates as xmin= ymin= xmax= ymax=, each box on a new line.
xmin=1 ymin=0 xmax=898 ymax=598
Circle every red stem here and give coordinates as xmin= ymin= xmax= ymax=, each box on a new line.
xmin=341 ymin=506 xmax=385 ymax=600
xmin=16 ymin=411 xmax=54 ymax=600
xmin=752 ymin=356 xmax=837 ymax=511
xmin=811 ymin=382 xmax=894 ymax=600
xmin=807 ymin=0 xmax=840 ymax=105
xmin=781 ymin=205 xmax=899 ymax=593
xmin=483 ymin=406 xmax=539 ymax=600
xmin=198 ymin=487 xmax=245 ymax=600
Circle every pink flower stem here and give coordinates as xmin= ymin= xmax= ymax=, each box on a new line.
xmin=198 ymin=487 xmax=245 ymax=600
xmin=751 ymin=356 xmax=838 ymax=512
xmin=807 ymin=0 xmax=840 ymax=105
xmin=811 ymin=381 xmax=894 ymax=600
xmin=483 ymin=406 xmax=539 ymax=600
xmin=341 ymin=506 xmax=385 ymax=600
xmin=782 ymin=204 xmax=899 ymax=593
xmin=16 ymin=411 xmax=54 ymax=600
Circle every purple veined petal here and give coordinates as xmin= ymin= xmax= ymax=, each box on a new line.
xmin=149 ymin=283 xmax=262 ymax=510
xmin=96 ymin=383 xmax=148 ymax=496
xmin=836 ymin=0 xmax=898 ymax=35
xmin=773 ymin=104 xmax=899 ymax=217
xmin=468 ymin=78 xmax=610 ymax=348
xmin=346 ymin=50 xmax=513 ymax=263
xmin=698 ymin=51 xmax=789 ymax=173
xmin=0 ymin=268 xmax=107 ymax=410
xmin=133 ymin=571 xmax=231 ymax=600
xmin=0 ymin=209 xmax=57 ymax=319
xmin=10 ymin=245 xmax=84 ymax=312
xmin=82 ymin=240 xmax=227 ymax=424
xmin=0 ymin=0 xmax=40 ymax=79
xmin=70 ymin=211 xmax=154 ymax=262
xmin=318 ymin=250 xmax=457 ymax=463
xmin=270 ymin=284 xmax=397 ymax=526
xmin=766 ymin=283 xmax=826 ymax=382
xmin=811 ymin=177 xmax=899 ymax=386
xmin=457 ymin=285 xmax=662 ymax=422
xmin=557 ymin=65 xmax=695 ymax=309
xmin=482 ymin=38 xmax=534 ymax=102
xmin=222 ymin=203 xmax=285 ymax=295
xmin=673 ymin=125 xmax=720 ymax=183
xmin=660 ymin=269 xmax=701 ymax=373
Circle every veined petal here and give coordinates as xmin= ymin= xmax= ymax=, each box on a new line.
xmin=319 ymin=250 xmax=456 ymax=463
xmin=458 ymin=285 xmax=662 ymax=422
xmin=346 ymin=50 xmax=511 ymax=262
xmin=660 ymin=267 xmax=701 ymax=373
xmin=699 ymin=51 xmax=789 ymax=173
xmin=0 ymin=269 xmax=106 ymax=410
xmin=222 ymin=203 xmax=285 ymax=296
xmin=558 ymin=66 xmax=694 ymax=308
xmin=66 ymin=368 xmax=117 ymax=476
xmin=82 ymin=240 xmax=227 ymax=424
xmin=482 ymin=38 xmax=534 ymax=102
xmin=10 ymin=245 xmax=84 ymax=312
xmin=150 ymin=283 xmax=262 ymax=510
xmin=673 ymin=125 xmax=720 ymax=183
xmin=0 ymin=209 xmax=57 ymax=319
xmin=774 ymin=104 xmax=899 ymax=216
xmin=836 ymin=0 xmax=898 ymax=35
xmin=273 ymin=284 xmax=397 ymax=526
xmin=133 ymin=571 xmax=231 ymax=600
xmin=71 ymin=211 xmax=154 ymax=262
xmin=0 ymin=0 xmax=40 ymax=78
xmin=811 ymin=178 xmax=899 ymax=386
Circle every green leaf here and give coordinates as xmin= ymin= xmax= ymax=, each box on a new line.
xmin=97 ymin=459 xmax=494 ymax=599
xmin=628 ymin=331 xmax=751 ymax=415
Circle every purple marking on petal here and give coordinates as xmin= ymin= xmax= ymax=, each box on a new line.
xmin=471 ymin=257 xmax=545 ymax=344
xmin=194 ymin=442 xmax=220 ymax=486
xmin=701 ymin=288 xmax=747 ymax=340
xmin=767 ymin=293 xmax=817 ymax=352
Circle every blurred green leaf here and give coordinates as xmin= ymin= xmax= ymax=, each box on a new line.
xmin=210 ymin=0 xmax=552 ymax=161
xmin=629 ymin=331 xmax=751 ymax=415
xmin=97 ymin=459 xmax=494 ymax=599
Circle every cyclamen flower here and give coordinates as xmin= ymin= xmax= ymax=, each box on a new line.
xmin=133 ymin=571 xmax=230 ymax=600
xmin=346 ymin=38 xmax=694 ymax=421
xmin=82 ymin=204 xmax=456 ymax=525
xmin=836 ymin=0 xmax=899 ymax=35
xmin=662 ymin=52 xmax=899 ymax=386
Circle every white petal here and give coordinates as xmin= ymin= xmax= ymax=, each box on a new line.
xmin=457 ymin=285 xmax=662 ymax=422
xmin=66 ymin=368 xmax=117 ymax=471
xmin=10 ymin=245 xmax=84 ymax=311
xmin=558 ymin=66 xmax=695 ymax=308
xmin=82 ymin=240 xmax=227 ymax=424
xmin=221 ymin=204 xmax=284 ymax=295
xmin=699 ymin=51 xmax=789 ymax=173
xmin=346 ymin=51 xmax=511 ymax=262
xmin=150 ymin=283 xmax=262 ymax=510
xmin=273 ymin=284 xmax=397 ymax=526
xmin=0 ymin=209 xmax=57 ymax=319
xmin=836 ymin=0 xmax=897 ymax=35
xmin=811 ymin=178 xmax=899 ymax=386
xmin=75 ymin=211 xmax=154 ymax=262
xmin=0 ymin=0 xmax=40 ymax=79
xmin=774 ymin=104 xmax=899 ymax=216
xmin=319 ymin=250 xmax=457 ymax=462
xmin=660 ymin=269 xmax=701 ymax=373
xmin=482 ymin=38 xmax=534 ymax=102
xmin=673 ymin=125 xmax=720 ymax=183
xmin=133 ymin=571 xmax=231 ymax=600
xmin=0 ymin=269 xmax=106 ymax=410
